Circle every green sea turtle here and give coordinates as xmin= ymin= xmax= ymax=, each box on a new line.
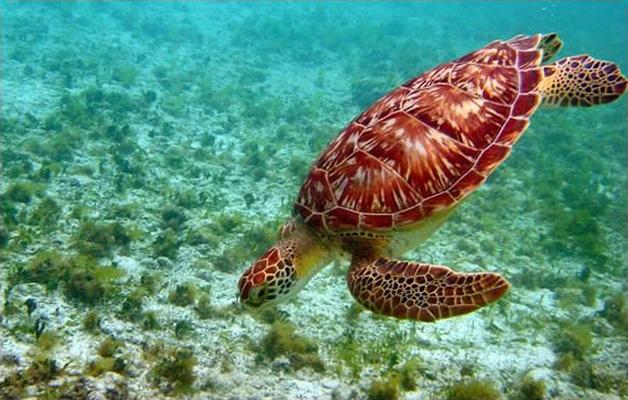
xmin=238 ymin=33 xmax=627 ymax=322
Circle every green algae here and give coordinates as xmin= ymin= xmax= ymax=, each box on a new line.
xmin=516 ymin=376 xmax=546 ymax=400
xmin=552 ymin=322 xmax=593 ymax=361
xmin=5 ymin=181 xmax=39 ymax=204
xmin=11 ymin=251 xmax=125 ymax=305
xmin=139 ymin=273 xmax=160 ymax=295
xmin=66 ymin=265 xmax=124 ymax=304
xmin=396 ymin=358 xmax=424 ymax=391
xmin=152 ymin=228 xmax=180 ymax=259
xmin=98 ymin=337 xmax=121 ymax=358
xmin=119 ymin=288 xmax=145 ymax=321
xmin=570 ymin=361 xmax=616 ymax=392
xmin=86 ymin=356 xmax=116 ymax=377
xmin=28 ymin=196 xmax=62 ymax=228
xmin=364 ymin=357 xmax=425 ymax=399
xmin=168 ymin=283 xmax=197 ymax=307
xmin=195 ymin=294 xmax=214 ymax=319
xmin=72 ymin=220 xmax=135 ymax=258
xmin=174 ymin=319 xmax=194 ymax=340
xmin=367 ymin=376 xmax=401 ymax=400
xmin=83 ymin=310 xmax=101 ymax=333
xmin=151 ymin=347 xmax=197 ymax=394
xmin=35 ymin=331 xmax=59 ymax=353
xmin=112 ymin=64 xmax=138 ymax=87
xmin=161 ymin=206 xmax=188 ymax=231
xmin=446 ymin=379 xmax=501 ymax=400
xmin=598 ymin=290 xmax=628 ymax=333
xmin=255 ymin=320 xmax=325 ymax=372
xmin=14 ymin=250 xmax=70 ymax=290
xmin=141 ymin=311 xmax=160 ymax=331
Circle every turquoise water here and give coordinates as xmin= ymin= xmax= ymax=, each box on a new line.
xmin=1 ymin=2 xmax=627 ymax=399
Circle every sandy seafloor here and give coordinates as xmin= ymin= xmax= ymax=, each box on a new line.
xmin=1 ymin=2 xmax=627 ymax=399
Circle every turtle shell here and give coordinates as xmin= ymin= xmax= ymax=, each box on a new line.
xmin=294 ymin=34 xmax=545 ymax=233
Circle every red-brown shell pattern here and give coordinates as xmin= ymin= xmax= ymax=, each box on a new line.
xmin=295 ymin=35 xmax=545 ymax=233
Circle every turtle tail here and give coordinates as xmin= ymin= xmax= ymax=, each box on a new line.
xmin=539 ymin=55 xmax=628 ymax=107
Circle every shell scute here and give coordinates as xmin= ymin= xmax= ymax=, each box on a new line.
xmin=361 ymin=213 xmax=394 ymax=230
xmin=449 ymin=170 xmax=486 ymax=199
xmin=449 ymin=63 xmax=519 ymax=104
xmin=297 ymin=168 xmax=335 ymax=212
xmin=512 ymin=93 xmax=541 ymax=117
xmin=455 ymin=41 xmax=517 ymax=66
xmin=394 ymin=204 xmax=426 ymax=226
xmin=316 ymin=122 xmax=362 ymax=170
xmin=326 ymin=207 xmax=360 ymax=230
xmin=475 ymin=144 xmax=512 ymax=176
xmin=404 ymin=84 xmax=511 ymax=149
xmin=508 ymin=34 xmax=542 ymax=51
xmin=358 ymin=111 xmax=481 ymax=199
xmin=356 ymin=86 xmax=410 ymax=126
xmin=517 ymin=50 xmax=542 ymax=68
xmin=328 ymin=150 xmax=417 ymax=214
xmin=305 ymin=212 xmax=326 ymax=231
xmin=496 ymin=117 xmax=529 ymax=146
xmin=421 ymin=192 xmax=456 ymax=213
xmin=403 ymin=63 xmax=454 ymax=90
xmin=519 ymin=68 xmax=544 ymax=93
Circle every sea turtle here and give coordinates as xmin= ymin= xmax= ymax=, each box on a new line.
xmin=238 ymin=33 xmax=627 ymax=322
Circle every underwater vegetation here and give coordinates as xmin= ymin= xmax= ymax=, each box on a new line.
xmin=150 ymin=346 xmax=197 ymax=395
xmin=445 ymin=379 xmax=501 ymax=400
xmin=254 ymin=320 xmax=325 ymax=373
xmin=85 ymin=337 xmax=127 ymax=377
xmin=9 ymin=250 xmax=125 ymax=304
xmin=73 ymin=220 xmax=136 ymax=258
xmin=365 ymin=358 xmax=425 ymax=400
xmin=552 ymin=323 xmax=593 ymax=361
xmin=516 ymin=376 xmax=547 ymax=400
xmin=367 ymin=377 xmax=401 ymax=400
xmin=168 ymin=282 xmax=197 ymax=307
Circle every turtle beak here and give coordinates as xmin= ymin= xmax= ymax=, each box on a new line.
xmin=241 ymin=284 xmax=274 ymax=309
xmin=243 ymin=287 xmax=264 ymax=307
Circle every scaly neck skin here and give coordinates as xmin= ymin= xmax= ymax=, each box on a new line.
xmin=287 ymin=223 xmax=335 ymax=283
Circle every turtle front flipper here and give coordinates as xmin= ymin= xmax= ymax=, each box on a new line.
xmin=539 ymin=55 xmax=627 ymax=107
xmin=347 ymin=258 xmax=509 ymax=322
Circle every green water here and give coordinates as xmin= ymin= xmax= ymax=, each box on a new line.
xmin=1 ymin=2 xmax=626 ymax=399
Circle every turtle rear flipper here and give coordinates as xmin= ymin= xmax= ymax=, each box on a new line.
xmin=540 ymin=55 xmax=627 ymax=107
xmin=347 ymin=258 xmax=510 ymax=322
xmin=539 ymin=32 xmax=563 ymax=62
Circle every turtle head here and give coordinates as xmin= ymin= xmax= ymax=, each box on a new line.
xmin=238 ymin=223 xmax=329 ymax=309
xmin=238 ymin=242 xmax=300 ymax=309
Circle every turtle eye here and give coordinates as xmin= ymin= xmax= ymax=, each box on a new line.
xmin=243 ymin=282 xmax=277 ymax=308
